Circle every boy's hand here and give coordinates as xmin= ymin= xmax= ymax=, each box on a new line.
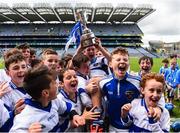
xmin=121 ymin=103 xmax=132 ymax=118
xmin=82 ymin=106 xmax=100 ymax=120
xmin=28 ymin=122 xmax=42 ymax=133
xmin=94 ymin=38 xmax=102 ymax=50
xmin=151 ymin=106 xmax=161 ymax=121
xmin=14 ymin=99 xmax=25 ymax=115
xmin=72 ymin=115 xmax=85 ymax=127
xmin=0 ymin=81 xmax=11 ymax=98
xmin=86 ymin=77 xmax=101 ymax=94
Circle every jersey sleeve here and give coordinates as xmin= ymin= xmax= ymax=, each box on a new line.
xmin=78 ymin=88 xmax=92 ymax=107
xmin=56 ymin=94 xmax=72 ymax=117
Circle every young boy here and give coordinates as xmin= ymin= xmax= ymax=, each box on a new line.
xmin=1 ymin=52 xmax=29 ymax=111
xmin=164 ymin=57 xmax=179 ymax=103
xmin=121 ymin=73 xmax=170 ymax=132
xmin=138 ymin=56 xmax=153 ymax=77
xmin=10 ymin=64 xmax=85 ymax=132
xmin=0 ymin=48 xmax=22 ymax=83
xmin=41 ymin=48 xmax=59 ymax=71
xmin=159 ymin=58 xmax=169 ymax=75
xmin=72 ymin=53 xmax=90 ymax=89
xmin=73 ymin=37 xmax=111 ymax=79
xmin=16 ymin=43 xmax=31 ymax=67
xmin=58 ymin=68 xmax=100 ymax=132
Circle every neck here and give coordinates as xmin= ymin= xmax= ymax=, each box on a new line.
xmin=38 ymin=98 xmax=49 ymax=107
xmin=141 ymin=70 xmax=150 ymax=75
xmin=64 ymin=89 xmax=75 ymax=100
xmin=12 ymin=80 xmax=23 ymax=87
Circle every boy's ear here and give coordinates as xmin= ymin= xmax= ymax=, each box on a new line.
xmin=140 ymin=87 xmax=145 ymax=95
xmin=42 ymin=89 xmax=49 ymax=97
xmin=5 ymin=69 xmax=10 ymax=76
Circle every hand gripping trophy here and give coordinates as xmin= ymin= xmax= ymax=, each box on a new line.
xmin=77 ymin=11 xmax=96 ymax=48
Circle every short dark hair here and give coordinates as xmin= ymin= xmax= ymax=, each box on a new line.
xmin=72 ymin=53 xmax=89 ymax=68
xmin=16 ymin=43 xmax=30 ymax=50
xmin=23 ymin=64 xmax=57 ymax=100
xmin=138 ymin=56 xmax=153 ymax=66
xmin=162 ymin=58 xmax=169 ymax=64
xmin=31 ymin=59 xmax=42 ymax=68
xmin=169 ymin=54 xmax=177 ymax=59
xmin=30 ymin=48 xmax=36 ymax=56
xmin=58 ymin=68 xmax=74 ymax=82
xmin=5 ymin=53 xmax=25 ymax=70
xmin=41 ymin=48 xmax=58 ymax=60
xmin=3 ymin=48 xmax=22 ymax=60
xmin=61 ymin=54 xmax=73 ymax=68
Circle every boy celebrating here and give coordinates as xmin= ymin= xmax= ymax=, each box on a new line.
xmin=58 ymin=68 xmax=100 ymax=132
xmin=88 ymin=47 xmax=162 ymax=132
xmin=1 ymin=52 xmax=29 ymax=111
xmin=121 ymin=73 xmax=170 ymax=132
xmin=10 ymin=64 xmax=85 ymax=132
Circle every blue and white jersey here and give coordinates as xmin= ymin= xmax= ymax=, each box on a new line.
xmin=1 ymin=81 xmax=31 ymax=111
xmin=58 ymin=88 xmax=92 ymax=132
xmin=164 ymin=67 xmax=179 ymax=88
xmin=0 ymin=99 xmax=10 ymax=131
xmin=99 ymin=73 xmax=140 ymax=129
xmin=0 ymin=69 xmax=11 ymax=82
xmin=90 ymin=56 xmax=112 ymax=78
xmin=10 ymin=97 xmax=72 ymax=132
xmin=76 ymin=72 xmax=89 ymax=89
xmin=159 ymin=66 xmax=169 ymax=75
xmin=121 ymin=98 xmax=170 ymax=132
xmin=175 ymin=69 xmax=180 ymax=86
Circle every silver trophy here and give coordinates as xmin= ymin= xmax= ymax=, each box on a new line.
xmin=77 ymin=11 xmax=96 ymax=48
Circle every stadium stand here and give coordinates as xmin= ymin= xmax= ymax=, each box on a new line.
xmin=0 ymin=2 xmax=156 ymax=57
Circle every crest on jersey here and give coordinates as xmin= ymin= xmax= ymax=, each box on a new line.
xmin=125 ymin=91 xmax=134 ymax=100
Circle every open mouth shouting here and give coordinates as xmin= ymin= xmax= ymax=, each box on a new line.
xmin=70 ymin=81 xmax=78 ymax=91
xmin=149 ymin=97 xmax=159 ymax=107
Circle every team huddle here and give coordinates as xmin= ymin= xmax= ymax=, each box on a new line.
xmin=0 ymin=37 xmax=179 ymax=132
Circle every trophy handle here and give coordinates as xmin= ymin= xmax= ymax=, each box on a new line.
xmin=76 ymin=11 xmax=87 ymax=28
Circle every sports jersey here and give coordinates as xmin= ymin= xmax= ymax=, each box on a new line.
xmin=99 ymin=73 xmax=140 ymax=130
xmin=175 ymin=69 xmax=180 ymax=85
xmin=0 ymin=99 xmax=14 ymax=132
xmin=121 ymin=98 xmax=170 ymax=132
xmin=90 ymin=56 xmax=112 ymax=78
xmin=164 ymin=67 xmax=179 ymax=88
xmin=1 ymin=81 xmax=31 ymax=111
xmin=58 ymin=88 xmax=92 ymax=132
xmin=76 ymin=72 xmax=89 ymax=89
xmin=159 ymin=66 xmax=168 ymax=75
xmin=0 ymin=69 xmax=11 ymax=82
xmin=10 ymin=96 xmax=72 ymax=132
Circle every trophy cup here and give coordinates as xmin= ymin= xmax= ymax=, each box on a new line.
xmin=77 ymin=11 xmax=96 ymax=48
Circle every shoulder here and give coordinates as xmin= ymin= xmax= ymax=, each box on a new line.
xmin=99 ymin=75 xmax=113 ymax=87
xmin=127 ymin=74 xmax=141 ymax=81
xmin=126 ymin=74 xmax=141 ymax=89
xmin=131 ymin=98 xmax=141 ymax=106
